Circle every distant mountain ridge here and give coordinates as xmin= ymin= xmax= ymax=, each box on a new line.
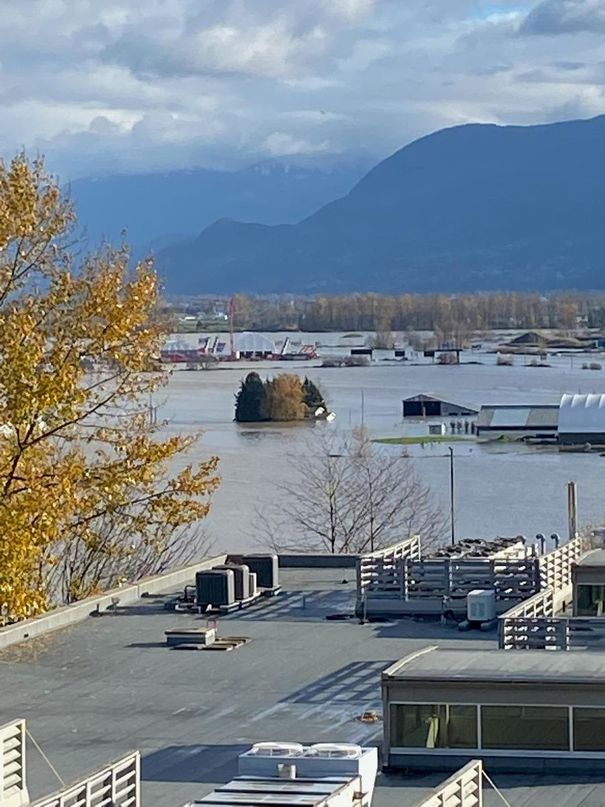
xmin=69 ymin=159 xmax=368 ymax=259
xmin=157 ymin=115 xmax=605 ymax=294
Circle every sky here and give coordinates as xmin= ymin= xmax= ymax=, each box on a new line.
xmin=2 ymin=0 xmax=605 ymax=179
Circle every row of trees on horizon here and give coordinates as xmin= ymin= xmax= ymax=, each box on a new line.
xmin=174 ymin=292 xmax=605 ymax=339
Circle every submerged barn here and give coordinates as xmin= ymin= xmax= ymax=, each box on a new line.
xmin=477 ymin=404 xmax=559 ymax=441
xmin=402 ymin=393 xmax=478 ymax=419
xmin=558 ymin=393 xmax=605 ymax=447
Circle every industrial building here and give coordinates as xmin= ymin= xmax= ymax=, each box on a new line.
xmin=558 ymin=393 xmax=605 ymax=447
xmin=476 ymin=403 xmax=559 ymax=441
xmin=402 ymin=393 xmax=478 ymax=419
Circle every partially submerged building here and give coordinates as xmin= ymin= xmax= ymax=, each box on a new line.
xmin=476 ymin=403 xmax=559 ymax=441
xmin=402 ymin=394 xmax=478 ymax=419
xmin=558 ymin=393 xmax=605 ymax=447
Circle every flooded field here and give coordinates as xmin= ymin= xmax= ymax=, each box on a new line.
xmin=157 ymin=332 xmax=605 ymax=552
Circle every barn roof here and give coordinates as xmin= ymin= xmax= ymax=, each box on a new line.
xmin=559 ymin=393 xmax=605 ymax=435
xmin=402 ymin=392 xmax=478 ymax=413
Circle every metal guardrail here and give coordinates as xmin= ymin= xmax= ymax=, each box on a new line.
xmin=0 ymin=720 xmax=27 ymax=807
xmin=31 ymin=752 xmax=140 ymax=807
xmin=415 ymin=759 xmax=483 ymax=807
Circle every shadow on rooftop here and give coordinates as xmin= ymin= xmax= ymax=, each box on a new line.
xmin=370 ymin=618 xmax=498 ymax=643
xmin=224 ymin=588 xmax=356 ymax=623
xmin=281 ymin=659 xmax=390 ymax=706
xmin=142 ymin=744 xmax=248 ymax=785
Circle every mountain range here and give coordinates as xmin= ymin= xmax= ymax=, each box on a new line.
xmin=69 ymin=159 xmax=368 ymax=259
xmin=155 ymin=115 xmax=605 ymax=295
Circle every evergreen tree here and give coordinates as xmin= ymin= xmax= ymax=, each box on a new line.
xmin=235 ymin=372 xmax=269 ymax=422
xmin=302 ymin=377 xmax=326 ymax=413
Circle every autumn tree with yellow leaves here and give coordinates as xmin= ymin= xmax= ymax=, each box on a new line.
xmin=0 ymin=156 xmax=220 ymax=624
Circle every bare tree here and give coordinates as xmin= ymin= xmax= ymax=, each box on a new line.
xmin=42 ymin=519 xmax=213 ymax=605
xmin=257 ymin=428 xmax=446 ymax=554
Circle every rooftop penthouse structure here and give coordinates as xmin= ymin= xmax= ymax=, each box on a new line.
xmin=382 ymin=647 xmax=605 ymax=773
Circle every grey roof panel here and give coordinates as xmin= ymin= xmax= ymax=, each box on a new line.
xmin=385 ymin=647 xmax=605 ymax=683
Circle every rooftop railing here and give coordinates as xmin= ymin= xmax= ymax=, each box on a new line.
xmin=416 ymin=759 xmax=483 ymax=807
xmin=356 ymin=536 xmax=421 ymax=599
xmin=31 ymin=752 xmax=140 ymax=807
xmin=498 ymin=534 xmax=598 ymax=650
xmin=0 ymin=719 xmax=27 ymax=807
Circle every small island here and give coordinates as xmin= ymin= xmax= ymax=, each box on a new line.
xmin=235 ymin=372 xmax=331 ymax=423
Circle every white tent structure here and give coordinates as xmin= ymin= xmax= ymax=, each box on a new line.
xmin=558 ymin=393 xmax=605 ymax=446
xmin=234 ymin=332 xmax=276 ymax=358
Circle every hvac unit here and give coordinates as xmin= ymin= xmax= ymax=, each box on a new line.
xmin=306 ymin=744 xmax=362 ymax=759
xmin=196 ymin=569 xmax=235 ymax=608
xmin=248 ymin=572 xmax=258 ymax=598
xmin=467 ymin=589 xmax=496 ymax=622
xmin=214 ymin=564 xmax=250 ymax=600
xmin=240 ymin=554 xmax=279 ymax=590
xmin=248 ymin=742 xmax=304 ymax=757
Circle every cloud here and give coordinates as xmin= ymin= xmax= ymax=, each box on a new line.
xmin=0 ymin=0 xmax=603 ymax=179
xmin=264 ymin=132 xmax=330 ymax=155
xmin=521 ymin=0 xmax=605 ymax=34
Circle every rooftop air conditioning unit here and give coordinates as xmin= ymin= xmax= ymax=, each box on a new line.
xmin=248 ymin=572 xmax=258 ymax=598
xmin=240 ymin=554 xmax=279 ymax=590
xmin=467 ymin=589 xmax=496 ymax=622
xmin=248 ymin=742 xmax=304 ymax=757
xmin=195 ymin=570 xmax=235 ymax=609
xmin=306 ymin=744 xmax=362 ymax=759
xmin=214 ymin=564 xmax=250 ymax=600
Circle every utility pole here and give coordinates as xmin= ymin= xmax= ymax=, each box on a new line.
xmin=567 ymin=480 xmax=578 ymax=540
xmin=448 ymin=446 xmax=455 ymax=546
xmin=361 ymin=389 xmax=365 ymax=426
xmin=228 ymin=296 xmax=236 ymax=360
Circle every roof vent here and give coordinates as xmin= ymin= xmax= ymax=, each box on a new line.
xmin=248 ymin=742 xmax=304 ymax=757
xmin=306 ymin=743 xmax=362 ymax=759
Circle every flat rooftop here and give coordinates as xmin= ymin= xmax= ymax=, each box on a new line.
xmin=576 ymin=548 xmax=605 ymax=568
xmin=385 ymin=646 xmax=605 ymax=684
xmin=1 ymin=566 xmax=605 ymax=807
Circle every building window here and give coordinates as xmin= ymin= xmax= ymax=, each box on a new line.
xmin=481 ymin=706 xmax=569 ymax=751
xmin=576 ymin=584 xmax=605 ymax=616
xmin=573 ymin=708 xmax=605 ymax=751
xmin=390 ymin=704 xmax=477 ymax=749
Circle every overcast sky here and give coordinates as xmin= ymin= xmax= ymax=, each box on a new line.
xmin=2 ymin=0 xmax=604 ymax=178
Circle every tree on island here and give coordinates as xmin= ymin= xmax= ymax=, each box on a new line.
xmin=0 ymin=155 xmax=220 ymax=624
xmin=267 ymin=374 xmax=307 ymax=421
xmin=235 ymin=373 xmax=328 ymax=423
xmin=235 ymin=372 xmax=269 ymax=422
xmin=302 ymin=377 xmax=326 ymax=412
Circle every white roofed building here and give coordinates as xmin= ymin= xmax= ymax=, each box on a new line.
xmin=559 ymin=393 xmax=605 ymax=447
xmin=234 ymin=332 xmax=276 ymax=358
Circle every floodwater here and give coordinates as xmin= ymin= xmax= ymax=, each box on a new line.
xmin=156 ymin=332 xmax=605 ymax=552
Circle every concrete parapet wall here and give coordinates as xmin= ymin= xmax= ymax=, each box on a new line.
xmin=278 ymin=553 xmax=358 ymax=568
xmin=0 ymin=554 xmax=227 ymax=651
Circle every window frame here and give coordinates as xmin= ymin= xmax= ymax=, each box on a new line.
xmin=387 ymin=701 xmax=605 ymax=757
xmin=388 ymin=702 xmax=479 ymax=750
xmin=572 ymin=705 xmax=605 ymax=752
